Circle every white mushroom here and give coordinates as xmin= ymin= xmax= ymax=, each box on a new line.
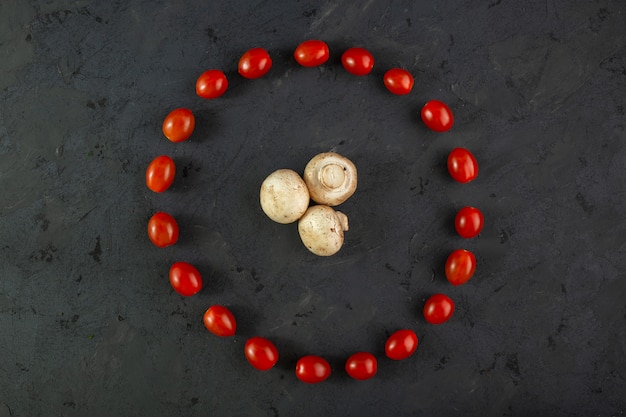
xmin=260 ymin=169 xmax=310 ymax=224
xmin=303 ymin=152 xmax=357 ymax=206
xmin=298 ymin=205 xmax=349 ymax=256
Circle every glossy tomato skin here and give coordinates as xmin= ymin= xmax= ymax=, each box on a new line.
xmin=196 ymin=69 xmax=228 ymax=99
xmin=169 ymin=262 xmax=202 ymax=297
xmin=345 ymin=352 xmax=377 ymax=381
xmin=146 ymin=155 xmax=176 ymax=192
xmin=445 ymin=249 xmax=477 ymax=286
xmin=162 ymin=108 xmax=195 ymax=143
xmin=148 ymin=212 xmax=179 ymax=248
xmin=423 ymin=294 xmax=455 ymax=325
xmin=421 ymin=100 xmax=454 ymax=132
xmin=455 ymin=206 xmax=484 ymax=238
xmin=203 ymin=305 xmax=236 ymax=337
xmin=294 ymin=40 xmax=329 ymax=67
xmin=448 ymin=148 xmax=478 ymax=183
xmin=238 ymin=48 xmax=272 ymax=79
xmin=341 ymin=47 xmax=374 ymax=76
xmin=383 ymin=68 xmax=414 ymax=95
xmin=385 ymin=329 xmax=418 ymax=361
xmin=295 ymin=355 xmax=331 ymax=383
xmin=245 ymin=337 xmax=279 ymax=371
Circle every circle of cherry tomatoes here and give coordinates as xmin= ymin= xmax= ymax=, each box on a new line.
xmin=423 ymin=294 xmax=455 ymax=325
xmin=385 ymin=329 xmax=419 ymax=361
xmin=146 ymin=155 xmax=176 ymax=193
xmin=238 ymin=47 xmax=272 ymax=79
xmin=455 ymin=206 xmax=484 ymax=238
xmin=294 ymin=40 xmax=330 ymax=67
xmin=203 ymin=305 xmax=237 ymax=337
xmin=162 ymin=108 xmax=195 ymax=143
xmin=341 ymin=47 xmax=374 ymax=76
xmin=150 ymin=41 xmax=489 ymax=383
xmin=295 ymin=355 xmax=332 ymax=384
xmin=445 ymin=249 xmax=477 ymax=286
xmin=448 ymin=147 xmax=478 ymax=183
xmin=147 ymin=212 xmax=179 ymax=248
xmin=345 ymin=352 xmax=378 ymax=381
xmin=421 ymin=100 xmax=454 ymax=132
xmin=169 ymin=262 xmax=203 ymax=297
xmin=196 ymin=69 xmax=228 ymax=99
xmin=245 ymin=337 xmax=279 ymax=371
xmin=383 ymin=68 xmax=414 ymax=95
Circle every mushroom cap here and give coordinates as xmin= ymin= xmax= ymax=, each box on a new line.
xmin=298 ymin=205 xmax=349 ymax=256
xmin=303 ymin=152 xmax=357 ymax=206
xmin=260 ymin=169 xmax=310 ymax=224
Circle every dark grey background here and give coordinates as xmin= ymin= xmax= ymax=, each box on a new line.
xmin=1 ymin=0 xmax=625 ymax=416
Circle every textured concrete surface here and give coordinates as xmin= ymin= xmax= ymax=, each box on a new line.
xmin=1 ymin=0 xmax=625 ymax=416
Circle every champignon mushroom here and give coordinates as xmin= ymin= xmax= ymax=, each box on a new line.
xmin=260 ymin=169 xmax=310 ymax=224
xmin=303 ymin=152 xmax=357 ymax=206
xmin=298 ymin=205 xmax=349 ymax=256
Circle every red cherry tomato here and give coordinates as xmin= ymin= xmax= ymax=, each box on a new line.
xmin=455 ymin=206 xmax=484 ymax=238
xmin=295 ymin=355 xmax=331 ymax=383
xmin=294 ymin=40 xmax=330 ymax=67
xmin=238 ymin=48 xmax=272 ymax=79
xmin=341 ymin=47 xmax=374 ymax=76
xmin=445 ymin=249 xmax=477 ymax=286
xmin=203 ymin=305 xmax=236 ymax=337
xmin=383 ymin=68 xmax=414 ymax=95
xmin=148 ymin=212 xmax=179 ymax=248
xmin=244 ymin=337 xmax=279 ymax=371
xmin=146 ymin=155 xmax=176 ymax=192
xmin=196 ymin=69 xmax=228 ymax=99
xmin=385 ymin=329 xmax=418 ymax=361
xmin=421 ymin=100 xmax=454 ymax=132
xmin=169 ymin=262 xmax=202 ymax=297
xmin=162 ymin=108 xmax=195 ymax=143
xmin=423 ymin=294 xmax=455 ymax=325
xmin=345 ymin=352 xmax=377 ymax=381
xmin=448 ymin=148 xmax=478 ymax=183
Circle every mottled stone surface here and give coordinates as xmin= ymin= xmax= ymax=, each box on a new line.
xmin=0 ymin=0 xmax=624 ymax=416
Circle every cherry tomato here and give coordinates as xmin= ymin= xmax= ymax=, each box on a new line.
xmin=383 ymin=68 xmax=414 ymax=95
xmin=448 ymin=148 xmax=478 ymax=183
xmin=169 ymin=262 xmax=202 ymax=297
xmin=203 ymin=305 xmax=236 ymax=337
xmin=345 ymin=352 xmax=377 ymax=381
xmin=385 ymin=329 xmax=418 ymax=361
xmin=238 ymin=48 xmax=272 ymax=79
xmin=162 ymin=108 xmax=195 ymax=143
xmin=455 ymin=206 xmax=484 ymax=238
xmin=341 ymin=47 xmax=374 ymax=76
xmin=146 ymin=155 xmax=176 ymax=192
xmin=196 ymin=69 xmax=228 ymax=99
xmin=423 ymin=294 xmax=455 ymax=325
xmin=421 ymin=100 xmax=454 ymax=132
xmin=148 ymin=212 xmax=179 ymax=248
xmin=244 ymin=337 xmax=279 ymax=371
xmin=294 ymin=40 xmax=330 ymax=67
xmin=295 ymin=355 xmax=331 ymax=383
xmin=445 ymin=249 xmax=477 ymax=286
